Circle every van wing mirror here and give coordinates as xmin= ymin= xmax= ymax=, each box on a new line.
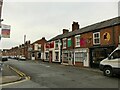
xmin=108 ymin=56 xmax=113 ymax=60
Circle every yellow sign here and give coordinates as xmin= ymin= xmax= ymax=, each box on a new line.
xmin=103 ymin=32 xmax=110 ymax=41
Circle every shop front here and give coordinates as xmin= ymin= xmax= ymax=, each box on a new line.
xmin=74 ymin=48 xmax=89 ymax=67
xmin=89 ymin=46 xmax=115 ymax=68
xmin=62 ymin=50 xmax=74 ymax=65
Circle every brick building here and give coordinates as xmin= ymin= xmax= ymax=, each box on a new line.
xmin=46 ymin=16 xmax=120 ymax=68
xmin=2 ymin=16 xmax=120 ymax=68
xmin=30 ymin=37 xmax=47 ymax=60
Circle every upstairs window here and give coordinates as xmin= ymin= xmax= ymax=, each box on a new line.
xmin=63 ymin=38 xmax=66 ymax=49
xmin=68 ymin=38 xmax=72 ymax=47
xmin=75 ymin=35 xmax=80 ymax=47
xmin=55 ymin=40 xmax=59 ymax=49
xmin=93 ymin=32 xmax=100 ymax=45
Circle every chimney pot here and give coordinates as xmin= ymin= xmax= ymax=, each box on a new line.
xmin=72 ymin=21 xmax=79 ymax=31
xmin=63 ymin=29 xmax=69 ymax=34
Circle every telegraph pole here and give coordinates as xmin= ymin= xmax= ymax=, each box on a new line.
xmin=24 ymin=35 xmax=26 ymax=59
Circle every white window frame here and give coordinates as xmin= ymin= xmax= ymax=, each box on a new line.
xmin=34 ymin=43 xmax=38 ymax=50
xmin=93 ymin=32 xmax=100 ymax=45
xmin=75 ymin=35 xmax=80 ymax=47
xmin=63 ymin=38 xmax=66 ymax=49
xmin=55 ymin=40 xmax=59 ymax=49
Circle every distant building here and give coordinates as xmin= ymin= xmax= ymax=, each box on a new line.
xmin=30 ymin=37 xmax=47 ymax=60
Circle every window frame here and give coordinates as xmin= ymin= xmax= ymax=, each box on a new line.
xmin=67 ymin=38 xmax=72 ymax=47
xmin=63 ymin=38 xmax=67 ymax=49
xmin=93 ymin=32 xmax=100 ymax=45
xmin=75 ymin=35 xmax=80 ymax=47
xmin=55 ymin=40 xmax=59 ymax=49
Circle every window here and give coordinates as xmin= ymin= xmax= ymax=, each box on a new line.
xmin=93 ymin=32 xmax=100 ymax=45
xmin=34 ymin=43 xmax=38 ymax=50
xmin=38 ymin=44 xmax=41 ymax=51
xmin=63 ymin=38 xmax=66 ymax=48
xmin=75 ymin=35 xmax=80 ymax=47
xmin=111 ymin=50 xmax=120 ymax=59
xmin=55 ymin=40 xmax=59 ymax=49
xmin=68 ymin=38 xmax=72 ymax=47
xmin=63 ymin=52 xmax=68 ymax=61
xmin=75 ymin=52 xmax=85 ymax=62
xmin=45 ymin=52 xmax=49 ymax=60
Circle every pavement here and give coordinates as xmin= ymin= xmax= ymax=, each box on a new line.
xmin=0 ymin=63 xmax=21 ymax=85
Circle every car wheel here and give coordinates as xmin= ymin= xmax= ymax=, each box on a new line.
xmin=103 ymin=67 xmax=113 ymax=77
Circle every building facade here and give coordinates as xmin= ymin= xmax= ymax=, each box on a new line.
xmin=30 ymin=37 xmax=47 ymax=61
xmin=2 ymin=16 xmax=120 ymax=68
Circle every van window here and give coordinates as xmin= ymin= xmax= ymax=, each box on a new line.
xmin=111 ymin=50 xmax=120 ymax=59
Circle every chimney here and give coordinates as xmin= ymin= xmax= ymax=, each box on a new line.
xmin=42 ymin=37 xmax=45 ymax=40
xmin=72 ymin=21 xmax=79 ymax=31
xmin=63 ymin=29 xmax=69 ymax=34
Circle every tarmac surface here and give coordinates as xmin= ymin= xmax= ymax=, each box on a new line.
xmin=0 ymin=60 xmax=102 ymax=86
xmin=0 ymin=59 xmax=103 ymax=85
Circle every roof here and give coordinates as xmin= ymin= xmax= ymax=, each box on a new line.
xmin=48 ymin=16 xmax=120 ymax=41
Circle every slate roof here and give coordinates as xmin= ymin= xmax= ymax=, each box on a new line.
xmin=48 ymin=16 xmax=120 ymax=41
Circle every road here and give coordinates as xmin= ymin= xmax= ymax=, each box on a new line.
xmin=2 ymin=59 xmax=120 ymax=88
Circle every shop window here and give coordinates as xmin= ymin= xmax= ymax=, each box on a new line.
xmin=75 ymin=35 xmax=80 ymax=47
xmin=75 ymin=52 xmax=86 ymax=62
xmin=63 ymin=52 xmax=68 ymax=61
xmin=93 ymin=32 xmax=100 ymax=45
xmin=92 ymin=48 xmax=110 ymax=64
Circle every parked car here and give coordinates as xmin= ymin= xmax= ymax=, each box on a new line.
xmin=99 ymin=45 xmax=120 ymax=77
xmin=1 ymin=56 xmax=8 ymax=62
xmin=19 ymin=55 xmax=26 ymax=60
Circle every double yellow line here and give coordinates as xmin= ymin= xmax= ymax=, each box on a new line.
xmin=7 ymin=65 xmax=31 ymax=80
xmin=0 ymin=65 xmax=31 ymax=87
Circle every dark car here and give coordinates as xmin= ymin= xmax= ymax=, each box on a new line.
xmin=1 ymin=56 xmax=8 ymax=62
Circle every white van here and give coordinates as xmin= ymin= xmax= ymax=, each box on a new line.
xmin=99 ymin=46 xmax=120 ymax=77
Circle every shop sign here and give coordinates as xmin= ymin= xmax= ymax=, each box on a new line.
xmin=103 ymin=32 xmax=110 ymax=42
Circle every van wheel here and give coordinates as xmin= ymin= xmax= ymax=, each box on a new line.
xmin=103 ymin=67 xmax=113 ymax=77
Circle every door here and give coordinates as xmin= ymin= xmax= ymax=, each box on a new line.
xmin=68 ymin=51 xmax=73 ymax=65
xmin=83 ymin=52 xmax=89 ymax=67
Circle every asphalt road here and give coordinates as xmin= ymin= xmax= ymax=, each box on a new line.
xmin=2 ymin=59 xmax=120 ymax=88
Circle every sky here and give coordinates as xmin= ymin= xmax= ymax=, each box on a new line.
xmin=0 ymin=0 xmax=119 ymax=49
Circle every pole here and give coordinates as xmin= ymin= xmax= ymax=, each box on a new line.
xmin=0 ymin=0 xmax=3 ymax=61
xmin=24 ymin=35 xmax=26 ymax=59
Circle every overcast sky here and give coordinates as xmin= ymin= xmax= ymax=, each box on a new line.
xmin=0 ymin=0 xmax=119 ymax=49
